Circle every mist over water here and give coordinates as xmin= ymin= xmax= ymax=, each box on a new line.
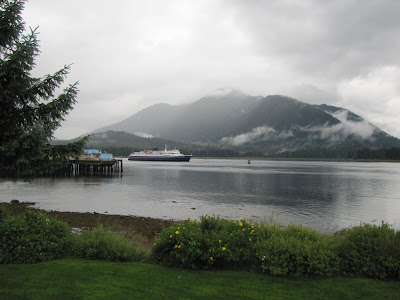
xmin=1 ymin=159 xmax=400 ymax=234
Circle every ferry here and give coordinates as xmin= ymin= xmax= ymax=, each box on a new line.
xmin=128 ymin=146 xmax=192 ymax=162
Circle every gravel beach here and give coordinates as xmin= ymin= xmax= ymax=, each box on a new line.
xmin=1 ymin=201 xmax=176 ymax=249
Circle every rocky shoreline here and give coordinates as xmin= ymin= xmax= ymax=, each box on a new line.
xmin=2 ymin=201 xmax=176 ymax=249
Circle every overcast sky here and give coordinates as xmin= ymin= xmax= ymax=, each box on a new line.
xmin=23 ymin=0 xmax=400 ymax=139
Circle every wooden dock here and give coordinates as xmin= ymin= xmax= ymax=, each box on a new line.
xmin=69 ymin=159 xmax=123 ymax=175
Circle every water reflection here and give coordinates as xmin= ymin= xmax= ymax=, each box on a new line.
xmin=1 ymin=159 xmax=399 ymax=234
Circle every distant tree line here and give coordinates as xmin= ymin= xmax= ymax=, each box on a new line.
xmin=97 ymin=145 xmax=400 ymax=161
xmin=96 ymin=146 xmax=134 ymax=157
xmin=269 ymin=147 xmax=400 ymax=160
xmin=349 ymin=147 xmax=400 ymax=160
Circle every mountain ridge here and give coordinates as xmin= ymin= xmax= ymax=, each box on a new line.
xmin=93 ymin=92 xmax=399 ymax=153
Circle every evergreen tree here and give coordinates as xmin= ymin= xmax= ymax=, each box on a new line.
xmin=0 ymin=0 xmax=87 ymax=178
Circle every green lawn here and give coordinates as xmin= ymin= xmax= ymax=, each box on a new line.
xmin=1 ymin=259 xmax=399 ymax=299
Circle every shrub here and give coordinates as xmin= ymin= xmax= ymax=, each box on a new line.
xmin=152 ymin=216 xmax=400 ymax=279
xmin=0 ymin=205 xmax=9 ymax=222
xmin=151 ymin=215 xmax=259 ymax=270
xmin=0 ymin=210 xmax=71 ymax=264
xmin=336 ymin=222 xmax=400 ymax=279
xmin=71 ymin=225 xmax=147 ymax=262
xmin=256 ymin=224 xmax=338 ymax=277
xmin=152 ymin=218 xmax=210 ymax=269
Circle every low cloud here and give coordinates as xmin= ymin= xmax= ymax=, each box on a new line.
xmin=298 ymin=110 xmax=376 ymax=145
xmin=97 ymin=132 xmax=109 ymax=139
xmin=328 ymin=110 xmax=376 ymax=139
xmin=220 ymin=126 xmax=275 ymax=145
xmin=220 ymin=110 xmax=376 ymax=146
xmin=134 ymin=132 xmax=154 ymax=138
xmin=220 ymin=126 xmax=293 ymax=145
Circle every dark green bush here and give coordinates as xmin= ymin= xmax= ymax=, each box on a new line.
xmin=152 ymin=218 xmax=210 ymax=269
xmin=71 ymin=225 xmax=147 ymax=262
xmin=0 ymin=205 xmax=9 ymax=222
xmin=152 ymin=215 xmax=259 ymax=270
xmin=152 ymin=217 xmax=340 ymax=276
xmin=336 ymin=222 xmax=400 ymax=279
xmin=152 ymin=216 xmax=400 ymax=280
xmin=256 ymin=224 xmax=338 ymax=277
xmin=0 ymin=210 xmax=71 ymax=264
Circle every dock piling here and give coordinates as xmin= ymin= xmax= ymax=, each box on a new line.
xmin=69 ymin=158 xmax=123 ymax=176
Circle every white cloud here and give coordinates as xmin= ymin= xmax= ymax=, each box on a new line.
xmin=220 ymin=109 xmax=377 ymax=147
xmin=290 ymin=109 xmax=377 ymax=145
xmin=220 ymin=126 xmax=275 ymax=145
xmin=220 ymin=126 xmax=297 ymax=146
xmin=134 ymin=132 xmax=154 ymax=138
xmin=328 ymin=110 xmax=376 ymax=140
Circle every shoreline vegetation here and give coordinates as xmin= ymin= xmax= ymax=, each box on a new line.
xmin=1 ymin=200 xmax=400 ymax=298
xmin=197 ymin=157 xmax=400 ymax=162
xmin=2 ymin=201 xmax=176 ymax=250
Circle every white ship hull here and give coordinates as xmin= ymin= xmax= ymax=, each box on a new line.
xmin=128 ymin=147 xmax=191 ymax=162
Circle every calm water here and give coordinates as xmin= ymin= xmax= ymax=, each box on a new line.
xmin=1 ymin=159 xmax=400 ymax=234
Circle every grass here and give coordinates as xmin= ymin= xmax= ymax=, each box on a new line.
xmin=1 ymin=259 xmax=400 ymax=299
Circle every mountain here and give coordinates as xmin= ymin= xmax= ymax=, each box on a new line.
xmin=96 ymin=90 xmax=260 ymax=142
xmin=93 ymin=92 xmax=399 ymax=154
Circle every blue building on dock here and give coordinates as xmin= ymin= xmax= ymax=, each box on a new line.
xmin=80 ymin=149 xmax=113 ymax=161
xmin=83 ymin=149 xmax=101 ymax=155
xmin=70 ymin=149 xmax=121 ymax=175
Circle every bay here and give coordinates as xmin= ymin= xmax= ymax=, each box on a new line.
xmin=1 ymin=158 xmax=400 ymax=234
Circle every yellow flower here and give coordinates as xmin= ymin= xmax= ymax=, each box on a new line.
xmin=178 ymin=245 xmax=181 ymax=248
xmin=222 ymin=247 xmax=226 ymax=251
xmin=170 ymin=235 xmax=172 ymax=238
xmin=249 ymin=238 xmax=252 ymax=242
xmin=242 ymin=229 xmax=245 ymax=231
xmin=240 ymin=217 xmax=243 ymax=221
xmin=251 ymin=225 xmax=254 ymax=229
xmin=175 ymin=245 xmax=178 ymax=248
xmin=240 ymin=223 xmax=243 ymax=226
xmin=153 ymin=243 xmax=157 ymax=245
xmin=210 ymin=257 xmax=213 ymax=260
xmin=219 ymin=240 xmax=222 ymax=243
xmin=175 ymin=231 xmax=179 ymax=235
